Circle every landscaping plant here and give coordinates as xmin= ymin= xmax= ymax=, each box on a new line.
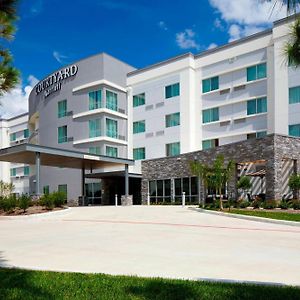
xmin=237 ymin=176 xmax=252 ymax=201
xmin=52 ymin=191 xmax=66 ymax=207
xmin=40 ymin=194 xmax=54 ymax=210
xmin=18 ymin=194 xmax=32 ymax=213
xmin=288 ymin=173 xmax=300 ymax=200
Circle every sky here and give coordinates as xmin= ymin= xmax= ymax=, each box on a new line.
xmin=0 ymin=0 xmax=289 ymax=118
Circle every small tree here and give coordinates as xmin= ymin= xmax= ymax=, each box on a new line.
xmin=18 ymin=194 xmax=31 ymax=213
xmin=0 ymin=180 xmax=14 ymax=197
xmin=212 ymin=155 xmax=235 ymax=210
xmin=288 ymin=174 xmax=300 ymax=200
xmin=237 ymin=176 xmax=252 ymax=200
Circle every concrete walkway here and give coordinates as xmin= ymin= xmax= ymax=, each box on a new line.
xmin=0 ymin=206 xmax=300 ymax=285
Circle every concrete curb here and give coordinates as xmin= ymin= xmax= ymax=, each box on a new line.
xmin=192 ymin=208 xmax=300 ymax=228
xmin=0 ymin=207 xmax=71 ymax=220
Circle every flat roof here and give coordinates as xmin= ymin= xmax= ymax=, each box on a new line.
xmin=0 ymin=144 xmax=134 ymax=169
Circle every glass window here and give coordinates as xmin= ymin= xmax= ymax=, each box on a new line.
xmin=289 ymin=124 xmax=300 ymax=137
xmin=183 ymin=177 xmax=189 ymax=194
xmin=247 ymin=97 xmax=267 ymax=115
xmin=10 ymin=168 xmax=16 ymax=177
xmin=43 ymin=186 xmax=49 ymax=195
xmin=89 ymin=119 xmax=101 ymax=138
xmin=58 ymin=99 xmax=67 ymax=118
xmin=89 ymin=147 xmax=101 ymax=155
xmin=24 ymin=166 xmax=29 ymax=176
xmin=149 ymin=181 xmax=156 ymax=197
xmin=202 ymin=139 xmax=219 ymax=150
xmin=166 ymin=112 xmax=180 ymax=128
xmin=247 ymin=63 xmax=267 ymax=82
xmin=106 ymin=146 xmax=118 ymax=157
xmin=106 ymin=90 xmax=118 ymax=111
xmin=289 ymin=86 xmax=300 ymax=104
xmin=58 ymin=126 xmax=67 ymax=143
xmin=106 ymin=118 xmax=118 ymax=138
xmin=133 ymin=93 xmax=145 ymax=107
xmin=166 ymin=142 xmax=180 ymax=157
xmin=89 ymin=90 xmax=102 ymax=110
xmin=202 ymin=76 xmax=219 ymax=93
xmin=133 ymin=147 xmax=145 ymax=160
xmin=256 ymin=131 xmax=267 ymax=138
xmin=175 ymin=178 xmax=182 ymax=196
xmin=165 ymin=83 xmax=180 ymax=99
xmin=133 ymin=120 xmax=145 ymax=134
xmin=24 ymin=129 xmax=29 ymax=138
xmin=191 ymin=177 xmax=198 ymax=195
xmin=58 ymin=184 xmax=67 ymax=198
xmin=202 ymin=108 xmax=219 ymax=123
xmin=10 ymin=132 xmax=16 ymax=142
xmin=157 ymin=180 xmax=163 ymax=196
xmin=164 ymin=179 xmax=171 ymax=197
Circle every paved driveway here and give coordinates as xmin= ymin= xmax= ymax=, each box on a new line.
xmin=0 ymin=206 xmax=300 ymax=285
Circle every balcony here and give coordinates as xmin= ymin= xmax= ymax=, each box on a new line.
xmin=73 ymin=107 xmax=127 ymax=120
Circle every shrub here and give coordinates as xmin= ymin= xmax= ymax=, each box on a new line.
xmin=52 ymin=191 xmax=66 ymax=207
xmin=0 ymin=195 xmax=17 ymax=213
xmin=292 ymin=202 xmax=300 ymax=210
xmin=251 ymin=199 xmax=262 ymax=209
xmin=279 ymin=200 xmax=289 ymax=210
xmin=240 ymin=201 xmax=250 ymax=208
xmin=262 ymin=201 xmax=277 ymax=209
xmin=40 ymin=194 xmax=54 ymax=210
xmin=18 ymin=194 xmax=32 ymax=212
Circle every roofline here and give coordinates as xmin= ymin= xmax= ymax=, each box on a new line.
xmin=31 ymin=52 xmax=136 ymax=92
xmin=127 ymin=53 xmax=194 ymax=77
xmin=0 ymin=112 xmax=28 ymax=122
xmin=127 ymin=13 xmax=300 ymax=78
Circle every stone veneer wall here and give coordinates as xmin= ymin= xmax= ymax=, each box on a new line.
xmin=141 ymin=134 xmax=300 ymax=204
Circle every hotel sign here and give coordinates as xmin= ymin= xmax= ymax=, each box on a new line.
xmin=35 ymin=65 xmax=78 ymax=98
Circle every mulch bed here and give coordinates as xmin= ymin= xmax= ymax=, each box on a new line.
xmin=0 ymin=206 xmax=66 ymax=216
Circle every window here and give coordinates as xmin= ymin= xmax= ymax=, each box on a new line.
xmin=10 ymin=168 xmax=16 ymax=177
xmin=174 ymin=177 xmax=199 ymax=203
xmin=89 ymin=90 xmax=102 ymax=110
xmin=202 ymin=139 xmax=219 ymax=150
xmin=106 ymin=118 xmax=118 ymax=138
xmin=165 ymin=112 xmax=180 ymax=128
xmin=58 ymin=184 xmax=67 ymax=198
xmin=166 ymin=142 xmax=180 ymax=157
xmin=202 ymin=108 xmax=219 ymax=123
xmin=289 ymin=124 xmax=300 ymax=137
xmin=247 ymin=63 xmax=267 ymax=82
xmin=43 ymin=186 xmax=49 ymax=195
xmin=133 ymin=93 xmax=145 ymax=107
xmin=202 ymin=76 xmax=219 ymax=93
xmin=24 ymin=129 xmax=29 ymax=138
xmin=89 ymin=147 xmax=101 ymax=155
xmin=58 ymin=126 xmax=67 ymax=143
xmin=247 ymin=97 xmax=267 ymax=115
xmin=10 ymin=133 xmax=16 ymax=142
xmin=89 ymin=119 xmax=101 ymax=138
xmin=58 ymin=99 xmax=67 ymax=118
xmin=133 ymin=147 xmax=145 ymax=160
xmin=148 ymin=179 xmax=172 ymax=204
xmin=133 ymin=120 xmax=145 ymax=134
xmin=247 ymin=131 xmax=267 ymax=140
xmin=106 ymin=90 xmax=118 ymax=111
xmin=289 ymin=86 xmax=300 ymax=104
xmin=24 ymin=166 xmax=29 ymax=176
xmin=106 ymin=146 xmax=118 ymax=157
xmin=165 ymin=83 xmax=180 ymax=99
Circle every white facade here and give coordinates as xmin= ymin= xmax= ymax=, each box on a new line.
xmin=128 ymin=16 xmax=300 ymax=174
xmin=0 ymin=113 xmax=30 ymax=195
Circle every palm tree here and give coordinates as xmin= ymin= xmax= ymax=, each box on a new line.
xmin=0 ymin=0 xmax=19 ymax=96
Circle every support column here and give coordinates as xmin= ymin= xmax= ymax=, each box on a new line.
xmin=125 ymin=164 xmax=129 ymax=197
xmin=35 ymin=152 xmax=40 ymax=195
xmin=265 ymin=157 xmax=282 ymax=201
xmin=228 ymin=163 xmax=239 ymax=201
xmin=81 ymin=165 xmax=85 ymax=197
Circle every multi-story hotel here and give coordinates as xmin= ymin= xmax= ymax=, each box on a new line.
xmin=0 ymin=15 xmax=300 ymax=205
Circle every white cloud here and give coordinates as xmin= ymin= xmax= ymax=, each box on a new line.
xmin=214 ymin=18 xmax=224 ymax=31
xmin=207 ymin=43 xmax=218 ymax=50
xmin=176 ymin=29 xmax=200 ymax=50
xmin=209 ymin=0 xmax=287 ymax=42
xmin=0 ymin=75 xmax=38 ymax=119
xmin=158 ymin=21 xmax=168 ymax=31
xmin=53 ymin=51 xmax=68 ymax=65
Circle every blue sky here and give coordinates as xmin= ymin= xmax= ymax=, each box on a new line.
xmin=0 ymin=0 xmax=288 ymax=117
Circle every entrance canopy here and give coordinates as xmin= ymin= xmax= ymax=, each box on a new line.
xmin=0 ymin=143 xmax=134 ymax=169
xmin=0 ymin=143 xmax=134 ymax=197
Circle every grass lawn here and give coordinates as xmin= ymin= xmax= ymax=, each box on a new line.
xmin=0 ymin=268 xmax=300 ymax=300
xmin=224 ymin=209 xmax=300 ymax=222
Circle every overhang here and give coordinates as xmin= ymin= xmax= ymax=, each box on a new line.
xmin=0 ymin=144 xmax=134 ymax=169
